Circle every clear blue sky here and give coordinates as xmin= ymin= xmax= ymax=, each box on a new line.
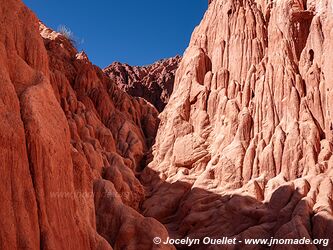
xmin=23 ymin=0 xmax=207 ymax=68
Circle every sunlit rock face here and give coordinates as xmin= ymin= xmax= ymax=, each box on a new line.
xmin=1 ymin=0 xmax=333 ymax=249
xmin=141 ymin=0 xmax=333 ymax=248
xmin=0 ymin=0 xmax=173 ymax=249
xmin=104 ymin=56 xmax=181 ymax=112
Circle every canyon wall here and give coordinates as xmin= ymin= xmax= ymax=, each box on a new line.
xmin=141 ymin=0 xmax=333 ymax=249
xmin=1 ymin=0 xmax=333 ymax=249
xmin=0 ymin=0 xmax=173 ymax=249
xmin=104 ymin=56 xmax=181 ymax=112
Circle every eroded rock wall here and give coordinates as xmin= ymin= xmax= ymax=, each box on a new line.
xmin=141 ymin=0 xmax=333 ymax=248
xmin=2 ymin=0 xmax=333 ymax=249
xmin=0 ymin=0 xmax=173 ymax=249
xmin=104 ymin=56 xmax=181 ymax=112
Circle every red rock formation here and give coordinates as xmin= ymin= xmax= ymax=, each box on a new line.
xmin=2 ymin=0 xmax=333 ymax=249
xmin=41 ymin=23 xmax=174 ymax=248
xmin=104 ymin=56 xmax=181 ymax=112
xmin=0 ymin=0 xmax=173 ymax=249
xmin=141 ymin=0 xmax=333 ymax=248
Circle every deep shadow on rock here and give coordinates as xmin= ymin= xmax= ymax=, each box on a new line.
xmin=138 ymin=168 xmax=333 ymax=250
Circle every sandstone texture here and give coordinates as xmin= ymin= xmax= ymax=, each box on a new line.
xmin=1 ymin=0 xmax=333 ymax=249
xmin=104 ymin=56 xmax=181 ymax=112
xmin=141 ymin=0 xmax=333 ymax=249
xmin=0 ymin=0 xmax=173 ymax=249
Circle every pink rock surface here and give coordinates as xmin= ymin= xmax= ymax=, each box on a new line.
xmin=141 ymin=0 xmax=333 ymax=249
xmin=1 ymin=0 xmax=333 ymax=249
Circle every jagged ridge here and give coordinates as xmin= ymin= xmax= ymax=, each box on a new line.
xmin=104 ymin=56 xmax=181 ymax=112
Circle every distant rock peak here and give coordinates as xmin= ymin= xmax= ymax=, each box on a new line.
xmin=104 ymin=56 xmax=181 ymax=112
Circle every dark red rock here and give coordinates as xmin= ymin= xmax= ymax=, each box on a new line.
xmin=104 ymin=56 xmax=181 ymax=112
